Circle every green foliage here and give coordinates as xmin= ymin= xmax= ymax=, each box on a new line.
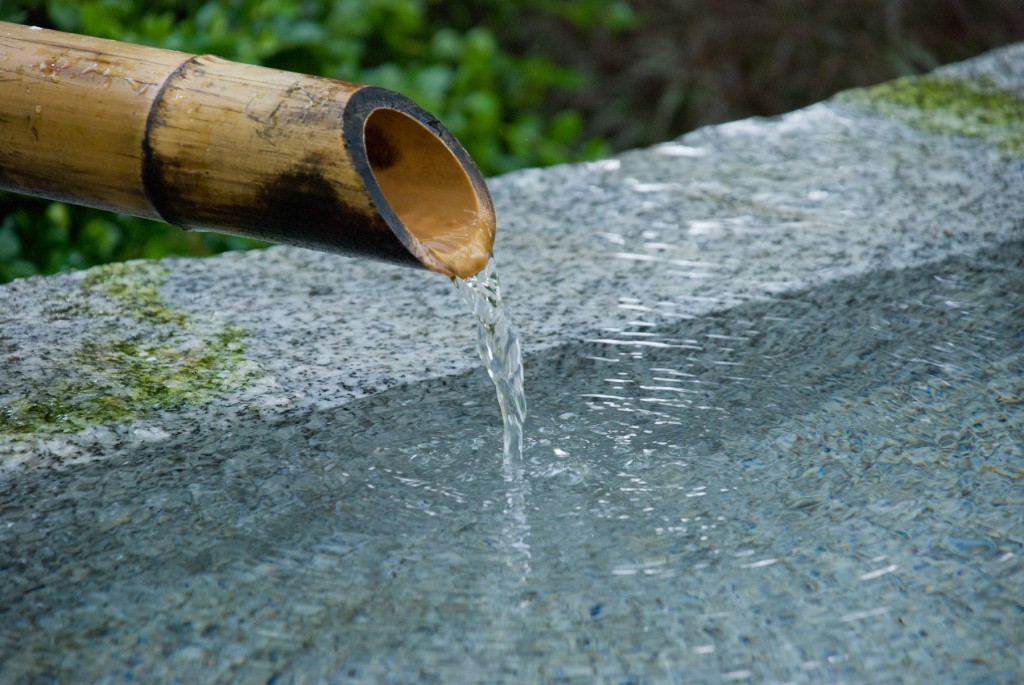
xmin=0 ymin=0 xmax=627 ymax=282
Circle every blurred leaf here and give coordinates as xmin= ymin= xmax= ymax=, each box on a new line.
xmin=44 ymin=201 xmax=70 ymax=229
xmin=0 ymin=216 xmax=22 ymax=260
xmin=0 ymin=259 xmax=39 ymax=281
xmin=44 ymin=0 xmax=79 ymax=30
xmin=430 ymin=28 xmax=462 ymax=60
xmin=0 ymin=1 xmax=30 ymax=22
xmin=548 ymin=110 xmax=583 ymax=145
xmin=82 ymin=218 xmax=122 ymax=260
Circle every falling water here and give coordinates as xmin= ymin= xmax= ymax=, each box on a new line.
xmin=454 ymin=259 xmax=531 ymax=594
xmin=454 ymin=259 xmax=527 ymax=472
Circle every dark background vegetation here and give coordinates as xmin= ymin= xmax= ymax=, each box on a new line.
xmin=1 ymin=0 xmax=1022 ymax=282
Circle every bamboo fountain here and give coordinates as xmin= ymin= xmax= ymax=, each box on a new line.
xmin=0 ymin=21 xmax=495 ymax=279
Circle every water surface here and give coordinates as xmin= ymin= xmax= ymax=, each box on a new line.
xmin=1 ymin=243 xmax=1021 ymax=683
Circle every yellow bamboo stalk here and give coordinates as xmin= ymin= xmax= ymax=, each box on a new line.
xmin=0 ymin=21 xmax=495 ymax=278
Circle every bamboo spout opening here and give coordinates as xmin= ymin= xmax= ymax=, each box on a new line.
xmin=363 ymin=108 xmax=494 ymax=279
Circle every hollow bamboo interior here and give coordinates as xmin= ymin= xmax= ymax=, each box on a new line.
xmin=0 ymin=21 xmax=495 ymax=278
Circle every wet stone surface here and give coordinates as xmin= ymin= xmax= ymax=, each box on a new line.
xmin=1 ymin=43 xmax=1023 ymax=683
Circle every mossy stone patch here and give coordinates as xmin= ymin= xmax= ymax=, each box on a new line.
xmin=0 ymin=261 xmax=258 ymax=436
xmin=837 ymin=75 xmax=1024 ymax=155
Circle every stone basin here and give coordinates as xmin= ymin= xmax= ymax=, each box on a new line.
xmin=1 ymin=45 xmax=1022 ymax=683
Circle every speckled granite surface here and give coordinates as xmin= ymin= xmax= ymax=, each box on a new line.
xmin=1 ymin=43 xmax=1023 ymax=684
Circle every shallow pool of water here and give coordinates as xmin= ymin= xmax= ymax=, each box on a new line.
xmin=1 ymin=242 xmax=1021 ymax=683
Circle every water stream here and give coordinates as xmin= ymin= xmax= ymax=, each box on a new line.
xmin=454 ymin=259 xmax=528 ymax=473
xmin=454 ymin=258 xmax=532 ymax=603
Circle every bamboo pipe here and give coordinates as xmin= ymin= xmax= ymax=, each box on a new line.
xmin=0 ymin=21 xmax=495 ymax=279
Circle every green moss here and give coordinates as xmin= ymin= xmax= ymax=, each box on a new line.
xmin=1 ymin=262 xmax=257 ymax=436
xmin=837 ymin=75 xmax=1024 ymax=155
xmin=82 ymin=261 xmax=188 ymax=326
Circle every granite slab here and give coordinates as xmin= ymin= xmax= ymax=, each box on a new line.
xmin=2 ymin=44 xmax=1022 ymax=472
